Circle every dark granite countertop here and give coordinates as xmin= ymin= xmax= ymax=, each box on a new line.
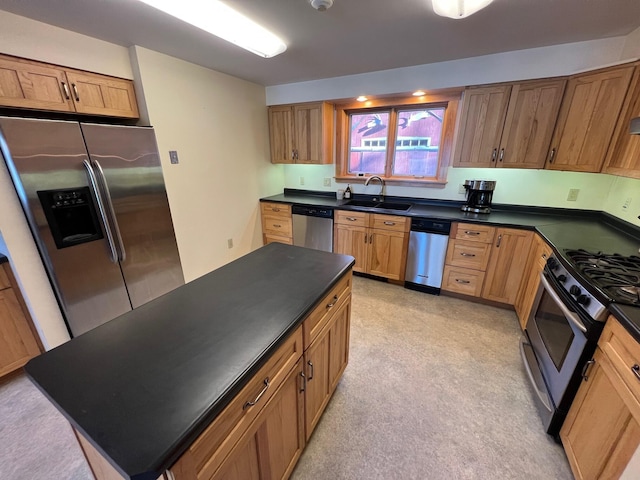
xmin=25 ymin=244 xmax=355 ymax=480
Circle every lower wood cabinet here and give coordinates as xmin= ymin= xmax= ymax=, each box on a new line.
xmin=561 ymin=317 xmax=640 ymax=479
xmin=514 ymin=233 xmax=552 ymax=329
xmin=261 ymin=202 xmax=293 ymax=245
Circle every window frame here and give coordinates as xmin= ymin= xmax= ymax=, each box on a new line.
xmin=335 ymin=90 xmax=462 ymax=186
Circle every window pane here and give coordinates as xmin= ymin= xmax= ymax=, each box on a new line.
xmin=392 ymin=108 xmax=445 ymax=177
xmin=348 ymin=112 xmax=390 ymax=175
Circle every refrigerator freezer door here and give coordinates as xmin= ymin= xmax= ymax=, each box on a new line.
xmin=80 ymin=123 xmax=184 ymax=308
xmin=0 ymin=117 xmax=132 ymax=336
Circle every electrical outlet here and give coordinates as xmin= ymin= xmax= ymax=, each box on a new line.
xmin=567 ymin=188 xmax=580 ymax=202
xmin=623 ymin=197 xmax=632 ymax=210
xmin=227 ymin=238 xmax=233 ymax=249
xmin=458 ymin=184 xmax=466 ymax=194
xmin=323 ymin=177 xmax=332 ymax=187
xmin=299 ymin=176 xmax=305 ymax=186
xmin=169 ymin=150 xmax=179 ymax=164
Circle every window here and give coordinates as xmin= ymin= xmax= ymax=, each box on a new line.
xmin=336 ymin=92 xmax=461 ymax=185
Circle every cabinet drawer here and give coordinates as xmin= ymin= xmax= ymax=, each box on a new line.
xmin=303 ymin=272 xmax=352 ymax=349
xmin=442 ymin=266 xmax=485 ymax=297
xmin=264 ymin=234 xmax=293 ymax=246
xmin=262 ymin=215 xmax=292 ymax=238
xmin=601 ymin=317 xmax=640 ymax=402
xmin=0 ymin=265 xmax=10 ymax=291
xmin=370 ymin=214 xmax=409 ymax=232
xmin=445 ymin=240 xmax=491 ymax=271
xmin=334 ymin=210 xmax=367 ymax=227
xmin=183 ymin=327 xmax=303 ymax=480
xmin=260 ymin=202 xmax=291 ymax=218
xmin=452 ymin=223 xmax=495 ymax=243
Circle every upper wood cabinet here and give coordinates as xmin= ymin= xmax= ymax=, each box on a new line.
xmin=602 ymin=64 xmax=640 ymax=179
xmin=0 ymin=54 xmax=139 ymax=119
xmin=268 ymin=102 xmax=334 ymax=164
xmin=546 ymin=64 xmax=635 ymax=173
xmin=453 ymin=79 xmax=566 ymax=169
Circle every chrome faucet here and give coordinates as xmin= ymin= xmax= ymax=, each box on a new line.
xmin=365 ymin=175 xmax=385 ymax=202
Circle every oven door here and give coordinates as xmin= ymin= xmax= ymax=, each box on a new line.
xmin=525 ymin=271 xmax=589 ymax=408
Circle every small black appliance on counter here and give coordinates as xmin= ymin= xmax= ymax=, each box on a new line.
xmin=461 ymin=179 xmax=496 ymax=214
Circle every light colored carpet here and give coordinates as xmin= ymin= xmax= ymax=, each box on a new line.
xmin=0 ymin=276 xmax=571 ymax=479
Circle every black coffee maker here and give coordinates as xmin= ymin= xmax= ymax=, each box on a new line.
xmin=461 ymin=180 xmax=496 ymax=214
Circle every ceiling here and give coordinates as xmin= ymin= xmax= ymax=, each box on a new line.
xmin=1 ymin=0 xmax=640 ymax=86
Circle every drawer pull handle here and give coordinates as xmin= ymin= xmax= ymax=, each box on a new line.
xmin=369 ymin=233 xmax=373 ymax=244
xmin=632 ymin=365 xmax=640 ymax=382
xmin=346 ymin=217 xmax=357 ymax=221
xmin=581 ymin=359 xmax=595 ymax=381
xmin=491 ymin=148 xmax=497 ymax=163
xmin=307 ymin=360 xmax=314 ymax=380
xmin=272 ymin=224 xmax=281 ymax=228
xmin=271 ymin=207 xmax=280 ymax=212
xmin=300 ymin=371 xmax=306 ymax=392
xmin=383 ymin=221 xmax=396 ymax=226
xmin=455 ymin=279 xmax=471 ymax=284
xmin=61 ymin=81 xmax=71 ymax=100
xmin=548 ymin=147 xmax=556 ymax=164
xmin=464 ymin=231 xmax=481 ymax=236
xmin=71 ymin=83 xmax=80 ymax=101
xmin=364 ymin=234 xmax=368 ymax=244
xmin=327 ymin=295 xmax=338 ymax=308
xmin=243 ymin=378 xmax=270 ymax=410
xmin=460 ymin=252 xmax=476 ymax=257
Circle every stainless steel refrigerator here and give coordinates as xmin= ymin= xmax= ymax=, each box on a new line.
xmin=0 ymin=117 xmax=184 ymax=337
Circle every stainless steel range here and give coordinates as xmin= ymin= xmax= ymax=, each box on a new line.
xmin=520 ymin=249 xmax=640 ymax=438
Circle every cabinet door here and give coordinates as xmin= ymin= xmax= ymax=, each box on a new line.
xmin=304 ymin=328 xmax=330 ymax=440
xmin=293 ymin=103 xmax=332 ymax=164
xmin=481 ymin=228 xmax=533 ymax=305
xmin=602 ymin=66 xmax=640 ymax=180
xmin=64 ymin=70 xmax=139 ymax=118
xmin=0 ymin=54 xmax=74 ymax=112
xmin=547 ymin=65 xmax=634 ymax=172
xmin=213 ymin=435 xmax=261 ymax=480
xmin=515 ymin=235 xmax=551 ymax=329
xmin=498 ymin=79 xmax=566 ymax=169
xmin=561 ymin=350 xmax=640 ymax=480
xmin=328 ymin=297 xmax=351 ymax=393
xmin=333 ymin=224 xmax=367 ymax=273
xmin=0 ymin=288 xmax=41 ymax=377
xmin=453 ymin=85 xmax=511 ymax=167
xmin=367 ymin=229 xmax=408 ymax=281
xmin=268 ymin=106 xmax=294 ymax=164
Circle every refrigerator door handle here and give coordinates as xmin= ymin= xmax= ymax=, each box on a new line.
xmin=91 ymin=159 xmax=127 ymax=263
xmin=83 ymin=159 xmax=118 ymax=263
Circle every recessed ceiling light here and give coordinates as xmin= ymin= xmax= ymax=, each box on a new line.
xmin=432 ymin=0 xmax=494 ymax=19
xmin=356 ymin=96 xmax=368 ymax=102
xmin=412 ymin=90 xmax=426 ymax=96
xmin=137 ymin=0 xmax=287 ymax=58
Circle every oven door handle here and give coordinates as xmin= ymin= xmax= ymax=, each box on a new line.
xmin=539 ymin=273 xmax=587 ymax=334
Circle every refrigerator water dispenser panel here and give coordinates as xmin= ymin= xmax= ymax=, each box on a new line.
xmin=37 ymin=187 xmax=103 ymax=249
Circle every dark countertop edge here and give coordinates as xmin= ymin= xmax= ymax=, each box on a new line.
xmin=150 ymin=257 xmax=356 ymax=478
xmin=610 ymin=304 xmax=640 ymax=344
xmin=0 ymin=254 xmax=7 ymax=265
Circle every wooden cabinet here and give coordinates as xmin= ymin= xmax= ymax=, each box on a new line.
xmin=547 ymin=64 xmax=635 ymax=173
xmin=602 ymin=64 xmax=640 ymax=179
xmin=453 ymin=79 xmax=565 ymax=169
xmin=442 ymin=223 xmax=494 ymax=297
xmin=514 ymin=234 xmax=552 ymax=329
xmin=0 ymin=262 xmax=42 ymax=378
xmin=0 ymin=54 xmax=139 ymax=118
xmin=333 ymin=210 xmax=410 ymax=281
xmin=481 ymin=227 xmax=533 ymax=305
xmin=260 ymin=202 xmax=293 ymax=245
xmin=561 ymin=317 xmax=640 ymax=479
xmin=268 ymin=102 xmax=334 ymax=164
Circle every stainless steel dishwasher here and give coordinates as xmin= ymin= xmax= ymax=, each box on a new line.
xmin=292 ymin=205 xmax=334 ymax=252
xmin=404 ymin=218 xmax=451 ymax=294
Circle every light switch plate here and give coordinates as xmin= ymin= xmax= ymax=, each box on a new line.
xmin=323 ymin=177 xmax=332 ymax=187
xmin=169 ymin=150 xmax=179 ymax=164
xmin=567 ymin=188 xmax=579 ymax=202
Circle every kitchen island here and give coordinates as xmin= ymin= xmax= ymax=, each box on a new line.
xmin=25 ymin=243 xmax=355 ymax=480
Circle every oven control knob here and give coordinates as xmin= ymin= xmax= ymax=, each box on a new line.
xmin=577 ymin=295 xmax=591 ymax=306
xmin=557 ymin=274 xmax=567 ymax=283
xmin=570 ymin=285 xmax=581 ymax=296
xmin=547 ymin=257 xmax=558 ymax=270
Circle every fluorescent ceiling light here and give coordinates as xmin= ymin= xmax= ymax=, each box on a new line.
xmin=137 ymin=0 xmax=287 ymax=58
xmin=432 ymin=0 xmax=494 ymax=19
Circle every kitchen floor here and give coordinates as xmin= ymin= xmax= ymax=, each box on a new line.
xmin=0 ymin=276 xmax=571 ymax=479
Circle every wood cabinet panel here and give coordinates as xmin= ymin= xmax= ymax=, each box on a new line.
xmin=261 ymin=203 xmax=293 ymax=245
xmin=441 ymin=266 xmax=485 ymax=297
xmin=213 ymin=435 xmax=260 ymax=480
xmin=334 ymin=209 xmax=367 ymax=227
xmin=445 ymin=240 xmax=492 ymax=271
xmin=333 ymin=223 xmax=367 ymax=273
xmin=65 ymin=70 xmax=139 ymax=118
xmin=367 ymin=229 xmax=408 ymax=281
xmin=547 ymin=65 xmax=635 ymax=172
xmin=514 ymin=234 xmax=552 ymax=329
xmin=263 ymin=234 xmax=293 ymax=246
xmin=453 ymin=85 xmax=511 ymax=167
xmin=451 ymin=222 xmax=495 ymax=244
xmin=370 ymin=214 xmax=410 ymax=232
xmin=260 ymin=202 xmax=291 ymax=218
xmin=268 ymin=106 xmax=294 ymax=164
xmin=481 ymin=228 xmax=533 ymax=305
xmin=303 ymin=272 xmax=351 ymax=349
xmin=498 ymin=79 xmax=566 ymax=169
xmin=0 ymin=266 xmax=10 ymax=290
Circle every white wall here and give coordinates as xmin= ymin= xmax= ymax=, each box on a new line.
xmin=131 ymin=47 xmax=283 ymax=281
xmin=621 ymin=25 xmax=640 ymax=60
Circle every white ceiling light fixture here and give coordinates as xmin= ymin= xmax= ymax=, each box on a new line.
xmin=136 ymin=0 xmax=287 ymax=58
xmin=310 ymin=0 xmax=334 ymax=11
xmin=432 ymin=0 xmax=494 ymax=19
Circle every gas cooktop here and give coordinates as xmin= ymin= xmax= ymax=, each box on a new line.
xmin=565 ymin=249 xmax=640 ymax=307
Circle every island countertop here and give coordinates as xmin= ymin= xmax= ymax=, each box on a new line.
xmin=25 ymin=243 xmax=355 ymax=480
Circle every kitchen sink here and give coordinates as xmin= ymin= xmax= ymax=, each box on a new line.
xmin=343 ymin=199 xmax=412 ymax=211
